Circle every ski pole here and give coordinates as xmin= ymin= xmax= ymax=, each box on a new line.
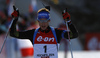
xmin=0 ymin=19 xmax=14 ymax=54
xmin=63 ymin=8 xmax=73 ymax=58
xmin=0 ymin=0 xmax=16 ymax=54
xmin=65 ymin=21 xmax=73 ymax=58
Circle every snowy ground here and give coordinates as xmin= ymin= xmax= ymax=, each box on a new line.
xmin=58 ymin=51 xmax=100 ymax=58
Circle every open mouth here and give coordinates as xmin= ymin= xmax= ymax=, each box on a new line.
xmin=42 ymin=26 xmax=46 ymax=28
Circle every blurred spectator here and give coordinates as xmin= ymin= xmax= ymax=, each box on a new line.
xmin=0 ymin=10 xmax=7 ymax=33
xmin=27 ymin=21 xmax=39 ymax=30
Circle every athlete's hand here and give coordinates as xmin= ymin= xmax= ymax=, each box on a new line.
xmin=62 ymin=8 xmax=71 ymax=24
xmin=11 ymin=5 xmax=19 ymax=18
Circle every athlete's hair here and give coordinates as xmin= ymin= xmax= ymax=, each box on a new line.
xmin=37 ymin=8 xmax=50 ymax=13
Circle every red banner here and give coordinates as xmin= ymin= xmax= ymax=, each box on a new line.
xmin=85 ymin=33 xmax=100 ymax=50
xmin=20 ymin=47 xmax=34 ymax=57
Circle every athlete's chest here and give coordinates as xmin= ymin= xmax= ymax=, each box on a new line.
xmin=34 ymin=30 xmax=57 ymax=44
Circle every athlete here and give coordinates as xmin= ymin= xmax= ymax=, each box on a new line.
xmin=10 ymin=6 xmax=78 ymax=58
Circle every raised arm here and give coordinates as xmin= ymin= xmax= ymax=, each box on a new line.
xmin=10 ymin=6 xmax=35 ymax=39
xmin=62 ymin=8 xmax=78 ymax=39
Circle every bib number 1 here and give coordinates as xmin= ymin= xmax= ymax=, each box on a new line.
xmin=43 ymin=45 xmax=47 ymax=53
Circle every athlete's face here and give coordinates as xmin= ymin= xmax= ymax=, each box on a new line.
xmin=38 ymin=19 xmax=50 ymax=30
